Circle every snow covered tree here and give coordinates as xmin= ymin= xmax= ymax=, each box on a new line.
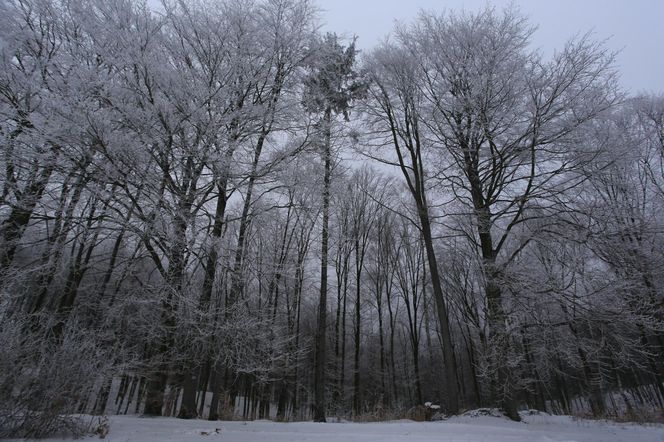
xmin=302 ymin=33 xmax=368 ymax=422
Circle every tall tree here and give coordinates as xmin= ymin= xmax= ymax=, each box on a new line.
xmin=364 ymin=43 xmax=460 ymax=415
xmin=302 ymin=33 xmax=367 ymax=422
xmin=404 ymin=7 xmax=618 ymax=420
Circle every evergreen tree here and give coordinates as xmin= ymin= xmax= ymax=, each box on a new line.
xmin=302 ymin=33 xmax=368 ymax=422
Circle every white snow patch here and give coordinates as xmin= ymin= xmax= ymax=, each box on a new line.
xmin=4 ymin=414 xmax=663 ymax=442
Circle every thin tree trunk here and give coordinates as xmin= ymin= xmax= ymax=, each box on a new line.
xmin=313 ymin=107 xmax=332 ymax=422
xmin=352 ymin=236 xmax=362 ymax=416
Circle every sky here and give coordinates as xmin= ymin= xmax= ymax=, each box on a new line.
xmin=316 ymin=0 xmax=664 ymax=94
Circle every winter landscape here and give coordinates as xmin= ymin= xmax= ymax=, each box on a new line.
xmin=5 ymin=413 xmax=663 ymax=442
xmin=1 ymin=0 xmax=663 ymax=440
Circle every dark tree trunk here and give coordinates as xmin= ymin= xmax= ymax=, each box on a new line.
xmin=313 ymin=108 xmax=332 ymax=423
xmin=0 ymin=155 xmax=57 ymax=280
xmin=417 ymin=211 xmax=459 ymax=414
xmin=208 ymin=365 xmax=222 ymax=420
xmin=352 ymin=237 xmax=362 ymax=417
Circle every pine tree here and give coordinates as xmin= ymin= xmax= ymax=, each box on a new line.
xmin=302 ymin=33 xmax=368 ymax=422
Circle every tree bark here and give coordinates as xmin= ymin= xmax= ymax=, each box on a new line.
xmin=313 ymin=107 xmax=332 ymax=422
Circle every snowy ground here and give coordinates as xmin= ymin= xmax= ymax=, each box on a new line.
xmin=9 ymin=414 xmax=664 ymax=442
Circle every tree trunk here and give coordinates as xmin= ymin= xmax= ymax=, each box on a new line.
xmin=0 ymin=155 xmax=57 ymax=280
xmin=417 ymin=210 xmax=459 ymax=414
xmin=352 ymin=237 xmax=362 ymax=417
xmin=313 ymin=107 xmax=332 ymax=422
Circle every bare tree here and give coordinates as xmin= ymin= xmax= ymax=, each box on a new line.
xmin=364 ymin=42 xmax=460 ymax=415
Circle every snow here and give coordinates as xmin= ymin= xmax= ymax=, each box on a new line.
xmin=6 ymin=414 xmax=663 ymax=442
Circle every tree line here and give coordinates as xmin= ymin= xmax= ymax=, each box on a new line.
xmin=1 ymin=0 xmax=663 ymax=437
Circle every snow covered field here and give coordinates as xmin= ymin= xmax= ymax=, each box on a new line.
xmin=9 ymin=414 xmax=663 ymax=442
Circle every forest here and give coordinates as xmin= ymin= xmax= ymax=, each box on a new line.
xmin=0 ymin=0 xmax=663 ymax=438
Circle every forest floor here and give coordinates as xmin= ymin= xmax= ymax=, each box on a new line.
xmin=8 ymin=413 xmax=664 ymax=442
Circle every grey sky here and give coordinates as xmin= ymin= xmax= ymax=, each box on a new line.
xmin=317 ymin=0 xmax=664 ymax=94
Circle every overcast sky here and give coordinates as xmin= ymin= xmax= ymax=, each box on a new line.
xmin=317 ymin=0 xmax=664 ymax=94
